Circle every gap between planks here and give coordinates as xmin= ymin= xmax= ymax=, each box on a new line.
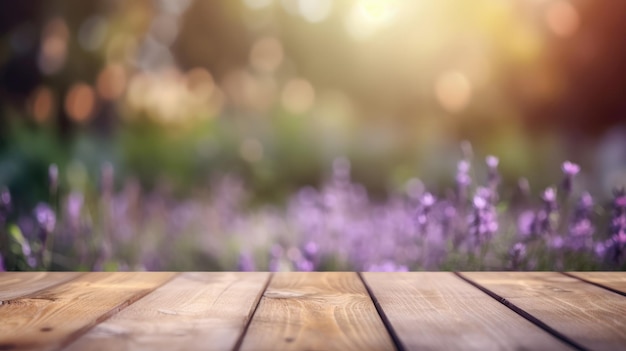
xmin=562 ymin=271 xmax=626 ymax=298
xmin=232 ymin=272 xmax=273 ymax=351
xmin=238 ymin=272 xmax=396 ymax=351
xmin=363 ymin=272 xmax=573 ymax=350
xmin=0 ymin=272 xmax=178 ymax=351
xmin=357 ymin=272 xmax=405 ymax=351
xmin=66 ymin=272 xmax=271 ymax=351
xmin=459 ymin=272 xmax=626 ymax=351
xmin=454 ymin=272 xmax=587 ymax=351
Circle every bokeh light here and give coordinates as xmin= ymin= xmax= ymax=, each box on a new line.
xmin=38 ymin=18 xmax=69 ymax=75
xmin=545 ymin=0 xmax=580 ymax=38
xmin=281 ymin=78 xmax=315 ymax=114
xmin=96 ymin=64 xmax=127 ymax=101
xmin=65 ymin=83 xmax=96 ymax=123
xmin=435 ymin=71 xmax=472 ymax=113
xmin=29 ymin=86 xmax=55 ymax=123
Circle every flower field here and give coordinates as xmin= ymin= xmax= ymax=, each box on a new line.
xmin=2 ymin=145 xmax=624 ymax=272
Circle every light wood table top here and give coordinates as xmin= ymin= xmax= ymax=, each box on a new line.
xmin=1 ymin=272 xmax=625 ymax=350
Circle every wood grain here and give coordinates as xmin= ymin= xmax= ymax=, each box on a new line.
xmin=461 ymin=272 xmax=626 ymax=351
xmin=64 ymin=272 xmax=270 ymax=351
xmin=362 ymin=272 xmax=571 ymax=351
xmin=0 ymin=272 xmax=82 ymax=301
xmin=239 ymin=272 xmax=395 ymax=351
xmin=0 ymin=272 xmax=174 ymax=351
xmin=567 ymin=272 xmax=626 ymax=295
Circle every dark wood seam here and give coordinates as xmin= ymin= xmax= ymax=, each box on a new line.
xmin=561 ymin=272 xmax=626 ymax=298
xmin=58 ymin=272 xmax=181 ymax=350
xmin=454 ymin=272 xmax=588 ymax=351
xmin=357 ymin=272 xmax=405 ymax=351
xmin=232 ymin=272 xmax=273 ymax=351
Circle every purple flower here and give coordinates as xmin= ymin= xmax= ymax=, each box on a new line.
xmin=541 ymin=187 xmax=557 ymax=212
xmin=367 ymin=261 xmax=409 ymax=272
xmin=416 ymin=192 xmax=435 ymax=225
xmin=509 ymin=242 xmax=526 ymax=270
xmin=34 ymin=203 xmax=56 ymax=235
xmin=469 ymin=188 xmax=498 ymax=245
xmin=486 ymin=155 xmax=499 ymax=169
xmin=0 ymin=187 xmax=10 ymax=207
xmin=565 ymin=192 xmax=594 ymax=251
xmin=67 ymin=193 xmax=84 ymax=223
xmin=602 ymin=188 xmax=626 ymax=264
xmin=562 ymin=161 xmax=580 ymax=176
xmin=295 ymin=259 xmax=314 ymax=272
xmin=517 ymin=210 xmax=535 ymax=238
xmin=486 ymin=155 xmax=500 ymax=191
xmin=0 ymin=187 xmax=11 ymax=225
xmin=237 ymin=252 xmax=256 ymax=271
xmin=561 ymin=161 xmax=580 ymax=195
xmin=456 ymin=160 xmax=471 ymax=203
xmin=613 ymin=188 xmax=626 ymax=215
xmin=421 ymin=192 xmax=436 ymax=207
xmin=567 ymin=219 xmax=594 ymax=250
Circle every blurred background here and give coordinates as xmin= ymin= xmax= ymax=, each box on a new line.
xmin=2 ymin=0 xmax=626 ymax=205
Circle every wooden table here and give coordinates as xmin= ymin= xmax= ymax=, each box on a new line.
xmin=1 ymin=272 xmax=625 ymax=351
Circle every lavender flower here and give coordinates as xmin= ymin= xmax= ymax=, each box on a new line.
xmin=0 ymin=187 xmax=10 ymax=207
xmin=367 ymin=261 xmax=409 ymax=272
xmin=34 ymin=203 xmax=56 ymax=235
xmin=604 ymin=188 xmax=626 ymax=264
xmin=237 ymin=251 xmax=256 ymax=271
xmin=486 ymin=155 xmax=500 ymax=190
xmin=509 ymin=242 xmax=526 ymax=270
xmin=416 ymin=192 xmax=436 ymax=225
xmin=5 ymin=150 xmax=626 ymax=272
xmin=67 ymin=192 xmax=84 ymax=229
xmin=517 ymin=210 xmax=534 ymax=238
xmin=456 ymin=160 xmax=471 ymax=203
xmin=542 ymin=187 xmax=557 ymax=212
xmin=561 ymin=161 xmax=580 ymax=196
xmin=469 ymin=187 xmax=498 ymax=246
xmin=565 ymin=192 xmax=594 ymax=251
xmin=0 ymin=187 xmax=11 ymax=225
xmin=527 ymin=187 xmax=558 ymax=238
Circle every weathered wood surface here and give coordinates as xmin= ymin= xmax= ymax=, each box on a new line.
xmin=65 ymin=272 xmax=270 ymax=351
xmin=0 ymin=272 xmax=626 ymax=351
xmin=0 ymin=272 xmax=174 ymax=351
xmin=239 ymin=272 xmax=395 ymax=351
xmin=461 ymin=272 xmax=626 ymax=351
xmin=0 ymin=272 xmax=82 ymax=301
xmin=567 ymin=271 xmax=626 ymax=295
xmin=362 ymin=272 xmax=572 ymax=350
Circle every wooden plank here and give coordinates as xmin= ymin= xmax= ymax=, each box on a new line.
xmin=0 ymin=272 xmax=83 ymax=301
xmin=0 ymin=272 xmax=174 ymax=351
xmin=566 ymin=272 xmax=626 ymax=296
xmin=362 ymin=272 xmax=571 ymax=350
xmin=240 ymin=272 xmax=395 ymax=351
xmin=65 ymin=272 xmax=270 ymax=351
xmin=461 ymin=272 xmax=626 ymax=351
